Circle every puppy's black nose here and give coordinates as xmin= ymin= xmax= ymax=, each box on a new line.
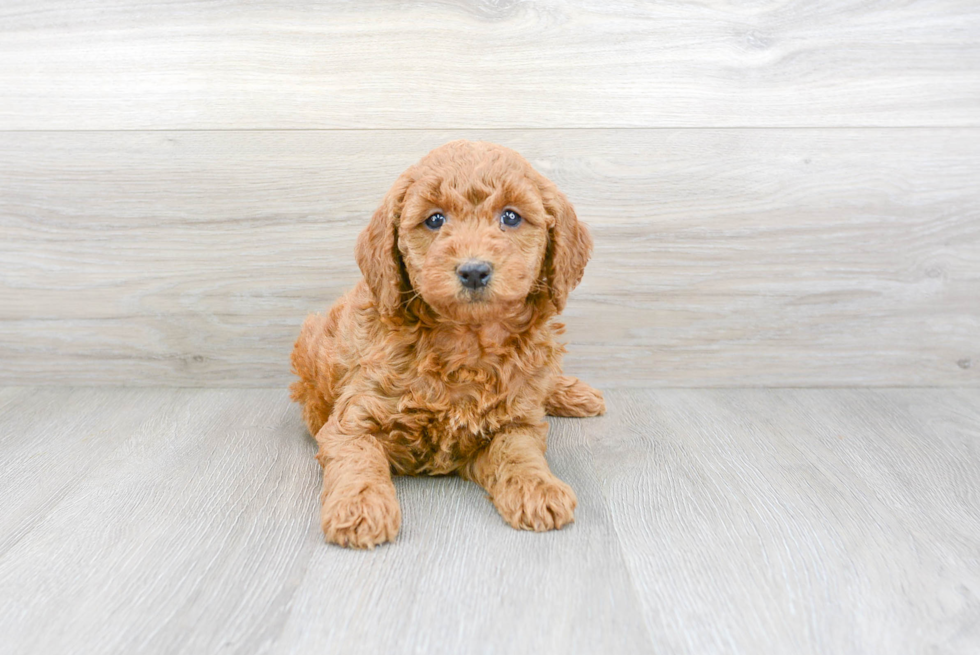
xmin=456 ymin=260 xmax=493 ymax=290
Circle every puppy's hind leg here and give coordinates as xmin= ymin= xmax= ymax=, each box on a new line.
xmin=544 ymin=375 xmax=606 ymax=417
xmin=290 ymin=312 xmax=341 ymax=438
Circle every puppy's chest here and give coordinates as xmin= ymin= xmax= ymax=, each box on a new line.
xmin=384 ymin=363 xmax=544 ymax=474
xmin=407 ymin=365 xmax=526 ymax=434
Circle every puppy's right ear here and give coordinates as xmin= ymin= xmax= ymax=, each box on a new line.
xmin=355 ymin=172 xmax=414 ymax=320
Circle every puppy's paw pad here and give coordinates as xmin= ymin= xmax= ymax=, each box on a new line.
xmin=321 ymin=485 xmax=401 ymax=549
xmin=493 ymin=476 xmax=577 ymax=532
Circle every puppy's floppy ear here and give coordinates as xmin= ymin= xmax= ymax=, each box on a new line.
xmin=355 ymin=172 xmax=414 ymax=319
xmin=541 ymin=180 xmax=593 ymax=313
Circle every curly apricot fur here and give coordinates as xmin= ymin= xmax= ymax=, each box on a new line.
xmin=290 ymin=140 xmax=603 ymax=548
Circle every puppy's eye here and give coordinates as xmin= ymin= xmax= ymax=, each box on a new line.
xmin=424 ymin=213 xmax=446 ymax=230
xmin=500 ymin=209 xmax=522 ymax=228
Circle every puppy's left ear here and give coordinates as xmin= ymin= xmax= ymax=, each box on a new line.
xmin=541 ymin=181 xmax=593 ymax=313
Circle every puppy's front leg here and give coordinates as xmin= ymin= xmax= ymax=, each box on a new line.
xmin=463 ymin=421 xmax=577 ymax=531
xmin=315 ymin=416 xmax=400 ymax=549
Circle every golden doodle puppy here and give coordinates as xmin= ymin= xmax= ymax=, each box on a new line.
xmin=290 ymin=140 xmax=605 ymax=548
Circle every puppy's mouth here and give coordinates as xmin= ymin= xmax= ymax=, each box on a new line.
xmin=460 ymin=287 xmax=490 ymax=303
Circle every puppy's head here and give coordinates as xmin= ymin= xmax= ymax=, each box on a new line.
xmin=355 ymin=140 xmax=592 ymax=324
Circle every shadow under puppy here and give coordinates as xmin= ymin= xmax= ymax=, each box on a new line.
xmin=290 ymin=140 xmax=605 ymax=548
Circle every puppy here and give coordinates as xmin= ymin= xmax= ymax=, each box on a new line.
xmin=290 ymin=140 xmax=605 ymax=548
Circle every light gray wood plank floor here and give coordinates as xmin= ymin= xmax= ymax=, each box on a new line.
xmin=0 ymin=388 xmax=977 ymax=654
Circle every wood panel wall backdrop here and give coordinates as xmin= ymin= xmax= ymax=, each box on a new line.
xmin=1 ymin=1 xmax=978 ymax=387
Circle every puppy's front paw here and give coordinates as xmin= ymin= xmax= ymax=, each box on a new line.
xmin=492 ymin=475 xmax=577 ymax=531
xmin=321 ymin=484 xmax=401 ymax=549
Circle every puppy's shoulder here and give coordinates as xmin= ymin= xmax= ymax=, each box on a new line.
xmin=332 ymin=280 xmax=416 ymax=361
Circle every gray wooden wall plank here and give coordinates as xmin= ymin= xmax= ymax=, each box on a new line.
xmin=1 ymin=0 xmax=978 ymax=129
xmin=2 ymin=129 xmax=976 ymax=387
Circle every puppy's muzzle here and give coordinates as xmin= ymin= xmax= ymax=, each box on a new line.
xmin=456 ymin=260 xmax=493 ymax=290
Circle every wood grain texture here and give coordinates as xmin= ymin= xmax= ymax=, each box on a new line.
xmin=0 ymin=387 xmax=181 ymax=555
xmin=0 ymin=387 xmax=978 ymax=654
xmin=587 ymin=388 xmax=980 ymax=654
xmin=0 ymin=388 xmax=322 ymax=654
xmin=0 ymin=387 xmax=655 ymax=655
xmin=271 ymin=409 xmax=653 ymax=655
xmin=2 ymin=129 xmax=977 ymax=387
xmin=590 ymin=390 xmax=980 ymax=654
xmin=1 ymin=0 xmax=979 ymax=130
